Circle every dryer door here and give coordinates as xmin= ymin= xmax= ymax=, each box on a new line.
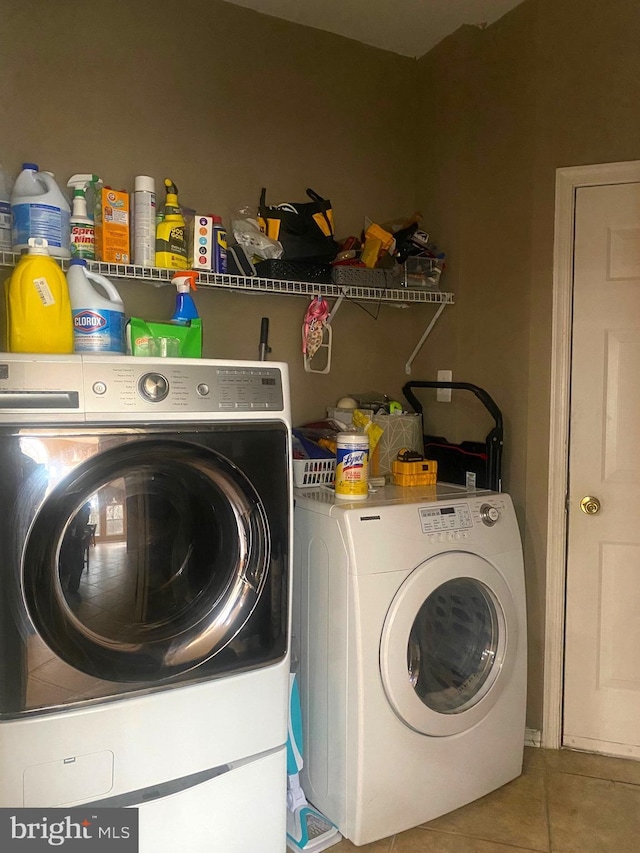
xmin=379 ymin=551 xmax=518 ymax=736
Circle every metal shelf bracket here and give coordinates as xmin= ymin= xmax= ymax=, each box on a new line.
xmin=405 ymin=301 xmax=449 ymax=375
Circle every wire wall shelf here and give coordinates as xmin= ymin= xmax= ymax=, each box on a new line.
xmin=0 ymin=252 xmax=454 ymax=306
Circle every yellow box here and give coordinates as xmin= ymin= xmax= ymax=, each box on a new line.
xmin=391 ymin=457 xmax=438 ymax=487
xmin=392 ymin=470 xmax=438 ymax=487
xmin=95 ymin=188 xmax=130 ymax=263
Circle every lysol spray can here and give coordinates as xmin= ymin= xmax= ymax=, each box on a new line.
xmin=335 ymin=430 xmax=369 ymax=500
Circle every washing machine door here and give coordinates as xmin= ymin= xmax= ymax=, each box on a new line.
xmin=19 ymin=428 xmax=288 ymax=688
xmin=379 ymin=551 xmax=518 ymax=736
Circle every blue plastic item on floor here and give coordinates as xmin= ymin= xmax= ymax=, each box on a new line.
xmin=286 ymin=673 xmax=341 ymax=853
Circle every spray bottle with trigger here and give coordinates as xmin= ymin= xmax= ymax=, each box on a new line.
xmin=67 ymin=174 xmax=100 ymax=260
xmin=171 ymin=271 xmax=199 ymax=324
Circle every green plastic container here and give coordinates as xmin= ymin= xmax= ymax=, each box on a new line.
xmin=126 ymin=317 xmax=202 ymax=358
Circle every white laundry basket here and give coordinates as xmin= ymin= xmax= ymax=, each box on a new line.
xmin=293 ymin=458 xmax=336 ymax=488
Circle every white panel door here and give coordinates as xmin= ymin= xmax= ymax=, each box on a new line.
xmin=563 ymin=182 xmax=640 ymax=757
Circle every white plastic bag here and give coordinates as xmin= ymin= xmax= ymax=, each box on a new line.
xmin=232 ymin=205 xmax=283 ymax=261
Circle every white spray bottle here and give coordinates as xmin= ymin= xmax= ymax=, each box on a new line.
xmin=67 ymin=174 xmax=100 ymax=260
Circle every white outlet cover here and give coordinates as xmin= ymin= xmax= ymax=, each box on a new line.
xmin=437 ymin=370 xmax=452 ymax=402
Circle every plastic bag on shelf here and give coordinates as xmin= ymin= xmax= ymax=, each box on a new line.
xmin=232 ymin=205 xmax=283 ymax=262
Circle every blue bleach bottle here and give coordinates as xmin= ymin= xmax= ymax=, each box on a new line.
xmin=66 ymin=259 xmax=126 ymax=353
xmin=11 ymin=163 xmax=71 ymax=258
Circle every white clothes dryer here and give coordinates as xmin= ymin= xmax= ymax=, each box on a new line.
xmin=293 ymin=483 xmax=527 ymax=846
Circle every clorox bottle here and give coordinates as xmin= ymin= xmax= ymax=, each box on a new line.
xmin=66 ymin=259 xmax=125 ymax=353
xmin=6 ymin=237 xmax=73 ymax=353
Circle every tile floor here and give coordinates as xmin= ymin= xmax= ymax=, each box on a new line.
xmin=328 ymin=747 xmax=640 ymax=852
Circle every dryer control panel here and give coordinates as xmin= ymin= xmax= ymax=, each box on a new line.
xmin=418 ymin=503 xmax=472 ymax=533
xmin=418 ymin=495 xmax=510 ymax=534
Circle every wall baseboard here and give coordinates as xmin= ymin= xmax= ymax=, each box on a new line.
xmin=525 ymin=727 xmax=542 ymax=748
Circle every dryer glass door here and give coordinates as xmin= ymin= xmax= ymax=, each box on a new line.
xmin=408 ymin=578 xmax=500 ymax=714
xmin=380 ymin=552 xmax=518 ymax=736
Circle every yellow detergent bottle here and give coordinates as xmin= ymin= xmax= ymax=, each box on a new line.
xmin=155 ymin=179 xmax=188 ymax=269
xmin=6 ymin=237 xmax=74 ymax=353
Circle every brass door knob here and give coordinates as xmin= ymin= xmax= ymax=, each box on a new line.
xmin=580 ymin=496 xmax=601 ymax=515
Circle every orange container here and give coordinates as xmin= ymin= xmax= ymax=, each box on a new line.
xmin=95 ymin=187 xmax=130 ymax=263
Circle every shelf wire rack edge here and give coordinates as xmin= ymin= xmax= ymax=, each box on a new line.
xmin=0 ymin=252 xmax=453 ymax=305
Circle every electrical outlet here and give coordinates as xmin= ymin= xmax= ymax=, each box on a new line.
xmin=437 ymin=370 xmax=452 ymax=402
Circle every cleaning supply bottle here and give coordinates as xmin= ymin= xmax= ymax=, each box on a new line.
xmin=69 ymin=188 xmax=95 ymax=258
xmin=170 ymin=271 xmax=199 ymax=323
xmin=66 ymin=258 xmax=125 ymax=353
xmin=67 ymin=174 xmax=99 ymax=260
xmin=155 ymin=179 xmax=187 ymax=269
xmin=6 ymin=237 xmax=73 ymax=353
xmin=132 ymin=175 xmax=156 ymax=267
xmin=0 ymin=162 xmax=13 ymax=252
xmin=11 ymin=164 xmax=71 ymax=258
xmin=335 ymin=429 xmax=369 ymax=500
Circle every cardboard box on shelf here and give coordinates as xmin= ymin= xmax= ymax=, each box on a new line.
xmin=95 ymin=188 xmax=130 ymax=263
xmin=190 ymin=214 xmax=213 ymax=271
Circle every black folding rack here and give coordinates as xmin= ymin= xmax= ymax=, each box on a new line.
xmin=402 ymin=381 xmax=504 ymax=493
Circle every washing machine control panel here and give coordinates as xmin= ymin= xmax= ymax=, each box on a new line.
xmin=82 ymin=361 xmax=285 ymax=416
xmin=418 ymin=503 xmax=473 ymax=533
xmin=0 ymin=356 xmax=287 ymax=421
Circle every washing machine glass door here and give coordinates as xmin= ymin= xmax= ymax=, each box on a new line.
xmin=14 ymin=424 xmax=289 ymax=698
xmin=380 ymin=551 xmax=518 ymax=736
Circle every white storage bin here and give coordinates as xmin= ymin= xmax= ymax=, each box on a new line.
xmin=293 ymin=458 xmax=336 ymax=488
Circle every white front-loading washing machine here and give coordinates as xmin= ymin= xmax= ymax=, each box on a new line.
xmin=0 ymin=354 xmax=292 ymax=852
xmin=293 ymin=483 xmax=527 ymax=846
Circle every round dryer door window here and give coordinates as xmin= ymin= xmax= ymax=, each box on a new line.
xmin=23 ymin=438 xmax=271 ymax=683
xmin=380 ymin=552 xmax=518 ymax=736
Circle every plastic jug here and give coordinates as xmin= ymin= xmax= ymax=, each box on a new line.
xmin=66 ymin=259 xmax=126 ymax=353
xmin=11 ymin=163 xmax=71 ymax=258
xmin=0 ymin=162 xmax=13 ymax=252
xmin=6 ymin=237 xmax=73 ymax=353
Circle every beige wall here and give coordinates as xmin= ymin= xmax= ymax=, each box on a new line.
xmin=0 ymin=0 xmax=429 ymax=422
xmin=417 ymin=0 xmax=640 ymax=728
xmin=3 ymin=0 xmax=640 ymax=731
